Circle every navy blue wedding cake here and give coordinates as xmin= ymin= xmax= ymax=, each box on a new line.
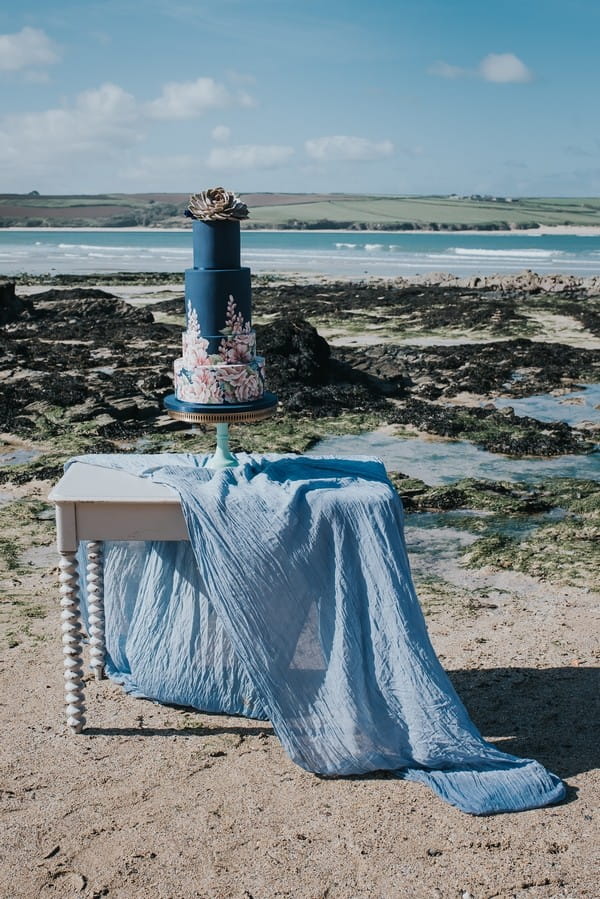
xmin=164 ymin=188 xmax=275 ymax=414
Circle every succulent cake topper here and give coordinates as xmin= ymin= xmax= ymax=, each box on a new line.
xmin=185 ymin=187 xmax=249 ymax=221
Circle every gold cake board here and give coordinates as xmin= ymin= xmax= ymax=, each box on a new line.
xmin=165 ymin=405 xmax=276 ymax=425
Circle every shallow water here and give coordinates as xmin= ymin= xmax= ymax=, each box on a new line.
xmin=493 ymin=384 xmax=600 ymax=426
xmin=309 ymin=433 xmax=600 ymax=484
xmin=404 ymin=519 xmax=478 ymax=557
xmin=0 ymin=447 xmax=41 ymax=467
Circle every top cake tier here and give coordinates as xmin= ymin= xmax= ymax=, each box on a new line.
xmin=192 ymin=219 xmax=241 ymax=270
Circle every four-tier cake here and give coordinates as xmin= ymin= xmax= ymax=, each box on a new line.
xmin=164 ymin=188 xmax=276 ymax=417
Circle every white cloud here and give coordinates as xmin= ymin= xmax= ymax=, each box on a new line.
xmin=0 ymin=26 xmax=60 ymax=71
xmin=237 ymin=91 xmax=257 ymax=109
xmin=10 ymin=83 xmax=138 ymax=151
xmin=0 ymin=83 xmax=141 ymax=185
xmin=427 ymin=61 xmax=466 ymax=79
xmin=207 ymin=144 xmax=294 ymax=170
xmin=305 ymin=135 xmax=394 ymax=162
xmin=76 ymin=82 xmax=138 ymax=127
xmin=479 ymin=53 xmax=533 ymax=83
xmin=146 ymin=77 xmax=254 ymax=119
xmin=211 ymin=124 xmax=231 ymax=142
xmin=430 ymin=53 xmax=533 ymax=84
xmin=0 ymin=74 xmax=262 ymax=189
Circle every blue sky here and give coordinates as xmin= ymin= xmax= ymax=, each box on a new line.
xmin=1 ymin=0 xmax=598 ymax=196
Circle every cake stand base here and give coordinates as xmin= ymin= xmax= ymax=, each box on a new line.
xmin=207 ymin=422 xmax=237 ymax=469
xmin=163 ymin=392 xmax=278 ymax=471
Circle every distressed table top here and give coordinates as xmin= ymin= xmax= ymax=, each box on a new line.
xmin=49 ymin=462 xmax=180 ymax=504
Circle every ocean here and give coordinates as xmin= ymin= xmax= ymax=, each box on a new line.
xmin=1 ymin=228 xmax=600 ymax=278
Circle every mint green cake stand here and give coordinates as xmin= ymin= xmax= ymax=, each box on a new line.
xmin=164 ymin=392 xmax=278 ymax=470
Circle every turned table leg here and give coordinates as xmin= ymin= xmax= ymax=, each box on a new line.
xmin=86 ymin=541 xmax=105 ymax=680
xmin=59 ymin=551 xmax=86 ymax=733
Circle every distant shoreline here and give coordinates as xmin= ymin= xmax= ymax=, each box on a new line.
xmin=11 ymin=270 xmax=600 ymax=295
xmin=3 ymin=224 xmax=600 ymax=236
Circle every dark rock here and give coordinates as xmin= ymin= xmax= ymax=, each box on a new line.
xmin=336 ymin=339 xmax=600 ymax=399
xmin=334 ymin=347 xmax=409 ymax=397
xmin=255 ymin=316 xmax=389 ymax=415
xmin=26 ymin=287 xmax=118 ymax=302
xmin=105 ymin=396 xmax=160 ymax=420
xmin=285 ymin=383 xmax=386 ymax=417
xmin=67 ymin=399 xmax=110 ymax=423
xmin=0 ymin=281 xmax=32 ymax=325
xmin=7 ymin=293 xmax=178 ymax=344
xmin=0 ymin=374 xmax=90 ymax=433
xmin=1 ymin=282 xmax=597 ymax=458
xmin=148 ymin=297 xmax=185 ymax=315
xmin=105 ymin=397 xmax=143 ymax=420
xmin=257 ymin=316 xmax=330 ymax=386
xmin=388 ymin=398 xmax=595 ymax=456
xmin=253 ymin=282 xmax=528 ymax=334
xmin=137 ymin=372 xmax=173 ymax=392
xmin=94 ymin=413 xmax=119 ymax=431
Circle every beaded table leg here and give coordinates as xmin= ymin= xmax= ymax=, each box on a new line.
xmin=86 ymin=541 xmax=106 ymax=681
xmin=59 ymin=551 xmax=86 ymax=733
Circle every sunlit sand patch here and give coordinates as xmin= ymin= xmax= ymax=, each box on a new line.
xmin=326 ymin=331 xmax=514 ymax=347
xmin=523 ymin=311 xmax=600 ymax=348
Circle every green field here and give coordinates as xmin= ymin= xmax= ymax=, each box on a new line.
xmin=1 ymin=192 xmax=599 ymax=229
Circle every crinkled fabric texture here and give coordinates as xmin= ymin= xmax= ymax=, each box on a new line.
xmin=70 ymin=453 xmax=566 ymax=815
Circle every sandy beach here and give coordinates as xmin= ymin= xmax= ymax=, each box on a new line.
xmin=0 ymin=272 xmax=598 ymax=898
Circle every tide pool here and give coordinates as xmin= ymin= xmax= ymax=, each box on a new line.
xmin=493 ymin=384 xmax=600 ymax=426
xmin=309 ymin=433 xmax=600 ymax=484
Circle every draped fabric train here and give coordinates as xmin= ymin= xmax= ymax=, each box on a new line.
xmin=70 ymin=453 xmax=565 ymax=815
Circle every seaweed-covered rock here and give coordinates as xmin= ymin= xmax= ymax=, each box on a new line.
xmin=253 ymin=282 xmax=528 ymax=334
xmin=387 ymin=398 xmax=595 ymax=456
xmin=4 ymin=290 xmax=178 ymax=346
xmin=26 ymin=287 xmax=118 ymax=302
xmin=0 ymin=281 xmax=32 ymax=325
xmin=256 ymin=316 xmax=388 ymax=415
xmin=388 ymin=474 xmax=554 ymax=514
xmin=285 ymin=383 xmax=386 ymax=417
xmin=336 ymin=339 xmax=600 ymax=399
xmin=462 ymin=519 xmax=600 ymax=590
xmin=0 ymin=291 xmax=178 ymax=437
xmin=1 ymin=283 xmax=597 ymax=458
xmin=257 ymin=316 xmax=330 ymax=386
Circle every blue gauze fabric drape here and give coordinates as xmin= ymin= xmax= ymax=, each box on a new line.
xmin=69 ymin=452 xmax=565 ymax=815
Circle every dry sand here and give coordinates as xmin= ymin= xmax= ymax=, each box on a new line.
xmin=0 ymin=474 xmax=598 ymax=899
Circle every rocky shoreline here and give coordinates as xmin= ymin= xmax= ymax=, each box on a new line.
xmin=2 ymin=274 xmax=598 ymax=463
xmin=1 ymin=272 xmax=598 ymax=590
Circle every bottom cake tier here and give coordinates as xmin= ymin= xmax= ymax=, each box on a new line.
xmin=174 ymin=356 xmax=266 ymax=405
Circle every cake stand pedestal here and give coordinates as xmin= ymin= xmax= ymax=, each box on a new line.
xmin=163 ymin=392 xmax=278 ymax=470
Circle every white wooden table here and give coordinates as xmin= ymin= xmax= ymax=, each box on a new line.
xmin=49 ymin=462 xmax=190 ymax=733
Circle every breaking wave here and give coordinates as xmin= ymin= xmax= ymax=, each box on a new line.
xmin=451 ymin=247 xmax=556 ymax=259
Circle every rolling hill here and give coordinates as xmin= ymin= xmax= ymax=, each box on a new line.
xmin=1 ymin=192 xmax=599 ymax=230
